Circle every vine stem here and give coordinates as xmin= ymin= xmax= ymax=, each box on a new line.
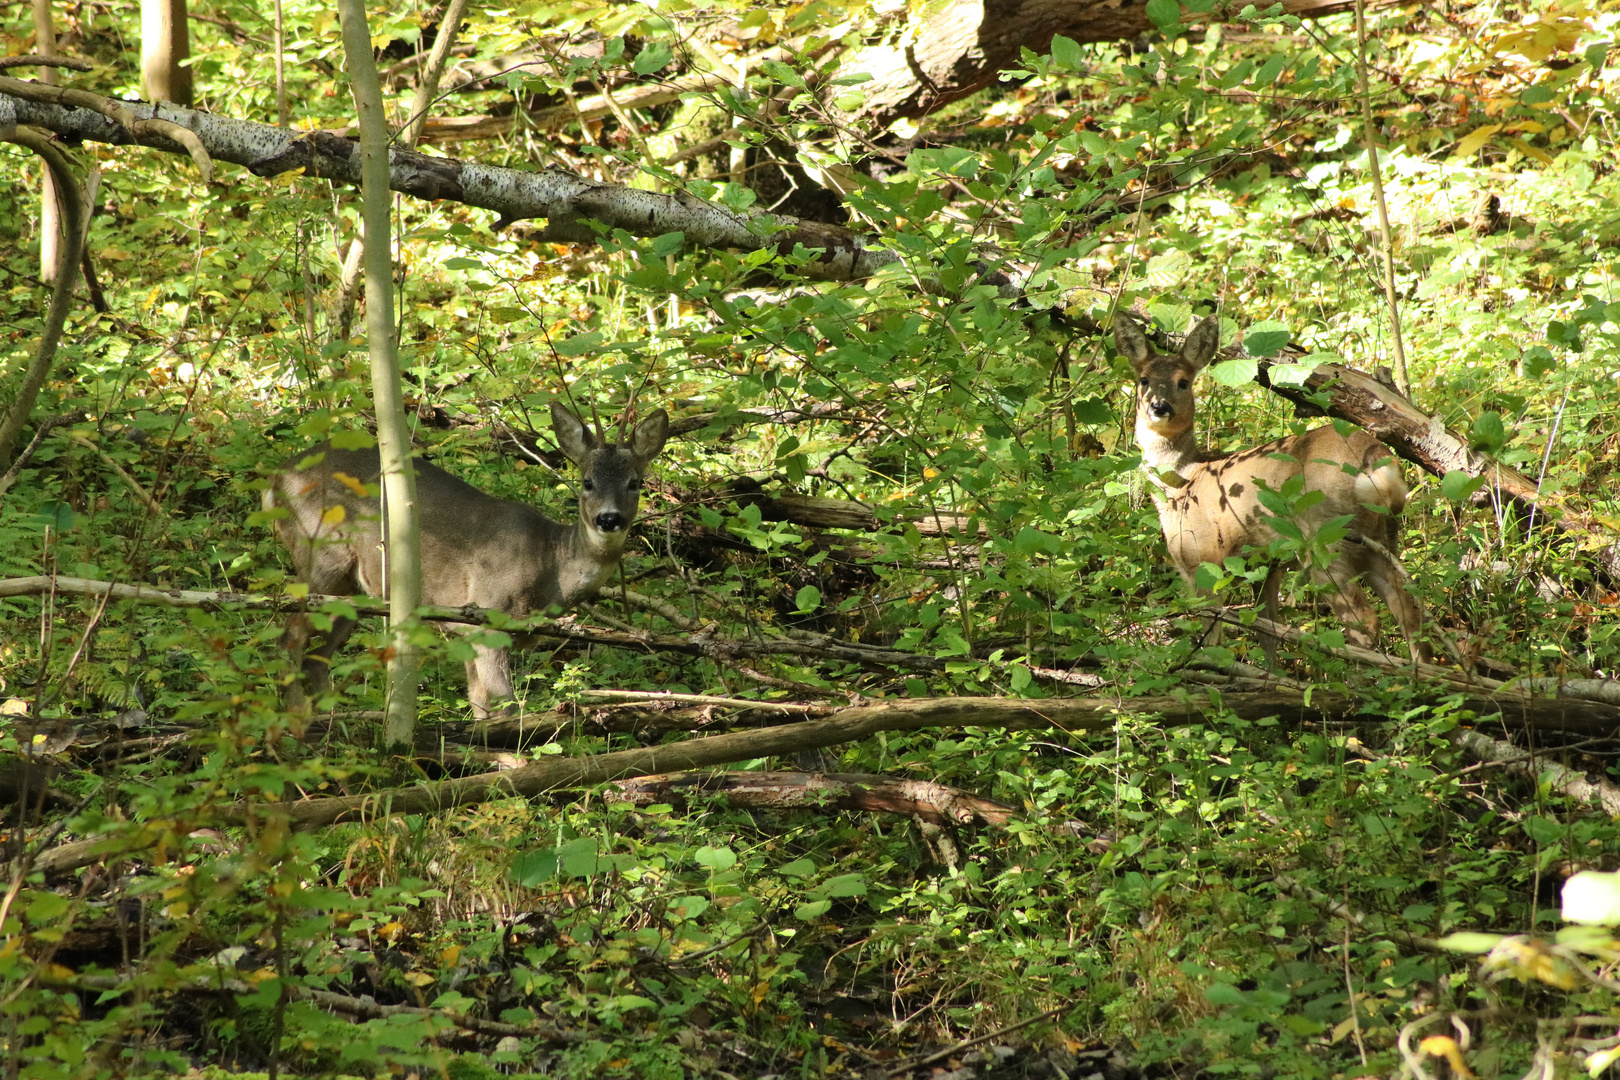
xmin=1355 ymin=0 xmax=1410 ymax=398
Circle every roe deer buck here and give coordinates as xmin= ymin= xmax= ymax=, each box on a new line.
xmin=1117 ymin=313 xmax=1429 ymax=662
xmin=264 ymin=403 xmax=669 ymax=716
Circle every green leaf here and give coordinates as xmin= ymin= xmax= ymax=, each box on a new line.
xmin=1146 ymin=0 xmax=1182 ymax=30
xmin=553 ymin=331 xmax=603 ymax=357
xmin=794 ymin=585 xmax=822 ymax=613
xmin=632 ymin=42 xmax=673 ymax=75
xmin=1435 ymin=932 xmax=1506 ymax=954
xmin=1440 ymin=470 xmax=1485 ymax=502
xmin=1013 ymin=527 xmax=1062 ymax=555
xmin=820 ymin=873 xmax=867 ymax=898
xmin=696 ymin=845 xmax=738 ymax=871
xmin=1207 ymin=357 xmax=1259 ymax=387
xmin=1144 ymin=249 xmax=1190 ymax=290
xmin=24 ymin=892 xmax=71 ymax=924
xmin=795 ymin=899 xmax=832 ymax=920
xmin=778 ymin=857 xmax=817 ymax=879
xmin=328 ymin=430 xmax=376 ymax=450
xmin=649 ymin=231 xmax=686 ymax=258
xmin=1072 ymin=397 xmax=1114 ymax=425
xmin=1266 ymin=363 xmax=1313 ymax=387
xmin=1251 ymin=54 xmax=1287 ymax=86
xmin=670 ymin=895 xmax=711 ymax=921
xmin=1243 ymin=321 xmax=1291 ymax=357
xmin=1469 ymin=410 xmax=1507 ymax=453
xmin=1522 ymin=815 xmax=1564 ymax=845
xmin=1050 ymin=34 xmax=1083 ymax=71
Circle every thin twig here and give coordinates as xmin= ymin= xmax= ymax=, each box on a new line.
xmin=1355 ymin=0 xmax=1409 ymax=396
xmin=887 ymin=1003 xmax=1070 ymax=1077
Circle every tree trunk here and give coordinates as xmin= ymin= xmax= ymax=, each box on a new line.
xmin=335 ymin=0 xmax=421 ymax=753
xmin=0 ymin=131 xmax=84 ymax=471
xmin=844 ymin=0 xmax=1361 ymax=123
xmin=31 ymin=0 xmax=59 ymax=283
xmin=140 ymin=0 xmax=193 ymax=106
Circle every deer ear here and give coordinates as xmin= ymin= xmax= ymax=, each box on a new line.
xmin=631 ymin=409 xmax=669 ymax=462
xmin=1182 ymin=316 xmax=1220 ymax=371
xmin=1114 ymin=315 xmax=1151 ymax=366
xmin=552 ymin=403 xmax=595 ymax=462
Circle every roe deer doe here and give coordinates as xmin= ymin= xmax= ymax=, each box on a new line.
xmin=1117 ymin=313 xmax=1429 ymax=662
xmin=264 ymin=403 xmax=669 ymax=716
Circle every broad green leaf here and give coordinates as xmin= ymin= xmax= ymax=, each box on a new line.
xmin=1266 ymin=363 xmax=1313 ymax=387
xmin=1207 ymin=357 xmax=1259 ymax=387
xmin=1072 ymin=397 xmax=1114 ymax=425
xmin=1440 ymin=470 xmax=1485 ymax=502
xmin=1144 ymin=249 xmax=1190 ymax=289
xmin=1050 ymin=34 xmax=1083 ymax=71
xmin=1469 ymin=410 xmax=1507 ymax=453
xmin=1146 ymin=0 xmax=1181 ymax=30
xmin=1243 ymin=321 xmax=1291 ymax=357
xmin=696 ymin=845 xmax=738 ymax=871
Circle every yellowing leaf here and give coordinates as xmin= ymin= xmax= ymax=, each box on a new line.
xmin=320 ymin=505 xmax=347 ymax=528
xmin=1454 ymin=124 xmax=1503 ymax=159
xmin=403 ymin=971 xmax=435 ymax=987
xmin=1588 ymin=1044 xmax=1620 ymax=1076
xmin=1482 ymin=935 xmax=1580 ymax=990
xmin=1506 ymin=138 xmax=1553 ymax=165
xmin=0 ymin=698 xmax=28 ymax=716
xmin=1420 ymin=1035 xmax=1476 ymax=1078
xmin=332 ymin=471 xmax=368 ymax=498
xmin=440 ymin=945 xmax=462 ymax=967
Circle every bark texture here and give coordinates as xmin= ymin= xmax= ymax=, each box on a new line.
xmin=140 ymin=0 xmax=193 ymax=105
xmin=0 ymin=83 xmax=892 ymax=283
xmin=845 ymin=0 xmax=1361 ymax=122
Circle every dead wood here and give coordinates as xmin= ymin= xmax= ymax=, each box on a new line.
xmin=0 ymin=575 xmax=1066 ymax=685
xmin=1216 ymin=611 xmax=1620 ymax=734
xmin=28 ymin=692 xmax=1343 ymax=874
xmin=71 ymin=973 xmax=578 ymax=1044
xmin=1449 ymin=729 xmax=1620 ymax=815
xmin=607 ymin=770 xmax=1017 ymax=827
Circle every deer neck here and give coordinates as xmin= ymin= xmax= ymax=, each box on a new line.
xmin=552 ymin=516 xmax=629 ymax=604
xmin=1136 ymin=417 xmax=1202 ymax=481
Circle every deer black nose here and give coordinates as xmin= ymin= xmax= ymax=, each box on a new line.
xmin=1150 ymin=401 xmax=1174 ymax=419
xmin=595 ymin=510 xmax=627 ymax=533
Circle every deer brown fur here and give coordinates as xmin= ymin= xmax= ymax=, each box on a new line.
xmin=1118 ymin=313 xmax=1429 ymax=662
xmin=264 ymin=403 xmax=669 ymax=716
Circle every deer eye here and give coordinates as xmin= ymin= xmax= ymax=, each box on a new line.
xmin=582 ymin=479 xmax=595 ymax=492
xmin=630 ymin=479 xmax=643 ymax=491
xmin=1178 ymin=379 xmax=1190 ymax=390
xmin=1138 ymin=377 xmax=1149 ymax=387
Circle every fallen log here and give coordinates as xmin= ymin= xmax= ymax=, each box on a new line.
xmin=607 ymin=770 xmax=1017 ymax=827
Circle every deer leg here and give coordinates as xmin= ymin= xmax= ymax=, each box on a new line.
xmin=465 ymin=642 xmax=515 ymax=720
xmin=1255 ymin=564 xmax=1287 ymax=661
xmin=1360 ymin=549 xmax=1432 ymax=664
xmin=1314 ymin=550 xmax=1383 ymax=652
xmin=283 ymin=545 xmax=360 ymax=710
